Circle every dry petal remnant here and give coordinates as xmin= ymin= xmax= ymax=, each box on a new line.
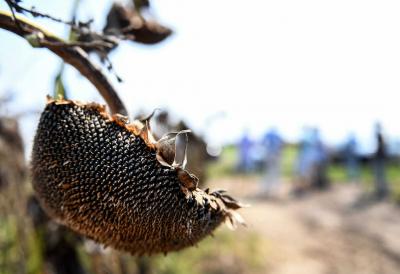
xmin=31 ymin=98 xmax=243 ymax=255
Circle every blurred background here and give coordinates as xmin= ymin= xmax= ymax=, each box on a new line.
xmin=1 ymin=0 xmax=400 ymax=273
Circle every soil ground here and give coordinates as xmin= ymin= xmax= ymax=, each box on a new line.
xmin=210 ymin=177 xmax=400 ymax=274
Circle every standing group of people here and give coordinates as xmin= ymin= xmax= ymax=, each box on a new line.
xmin=237 ymin=123 xmax=392 ymax=199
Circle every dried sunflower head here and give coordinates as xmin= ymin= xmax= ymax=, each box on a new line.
xmin=31 ymin=98 xmax=244 ymax=255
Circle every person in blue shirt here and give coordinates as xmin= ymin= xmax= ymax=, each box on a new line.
xmin=344 ymin=133 xmax=359 ymax=182
xmin=294 ymin=127 xmax=329 ymax=193
xmin=261 ymin=127 xmax=283 ymax=194
xmin=237 ymin=130 xmax=253 ymax=173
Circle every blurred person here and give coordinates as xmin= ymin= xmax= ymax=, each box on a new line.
xmin=293 ymin=127 xmax=313 ymax=194
xmin=261 ymin=128 xmax=283 ymax=193
xmin=344 ymin=133 xmax=359 ymax=182
xmin=373 ymin=123 xmax=389 ymax=199
xmin=309 ymin=128 xmax=329 ymax=189
xmin=249 ymin=141 xmax=266 ymax=172
xmin=294 ymin=127 xmax=329 ymax=194
xmin=237 ymin=130 xmax=253 ymax=173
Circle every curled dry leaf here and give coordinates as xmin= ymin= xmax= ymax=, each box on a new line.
xmin=103 ymin=3 xmax=172 ymax=45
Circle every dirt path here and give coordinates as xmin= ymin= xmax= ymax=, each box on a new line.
xmin=210 ymin=177 xmax=400 ymax=274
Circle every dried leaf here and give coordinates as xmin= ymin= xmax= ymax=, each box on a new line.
xmin=177 ymin=168 xmax=198 ymax=191
xmin=103 ymin=3 xmax=172 ymax=45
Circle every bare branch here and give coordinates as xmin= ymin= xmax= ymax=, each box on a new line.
xmin=5 ymin=0 xmax=90 ymax=29
xmin=0 ymin=10 xmax=127 ymax=115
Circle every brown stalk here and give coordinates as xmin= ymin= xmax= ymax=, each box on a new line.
xmin=0 ymin=10 xmax=127 ymax=115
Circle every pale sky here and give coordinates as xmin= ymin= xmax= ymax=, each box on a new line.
xmin=1 ymin=0 xmax=400 ymax=153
